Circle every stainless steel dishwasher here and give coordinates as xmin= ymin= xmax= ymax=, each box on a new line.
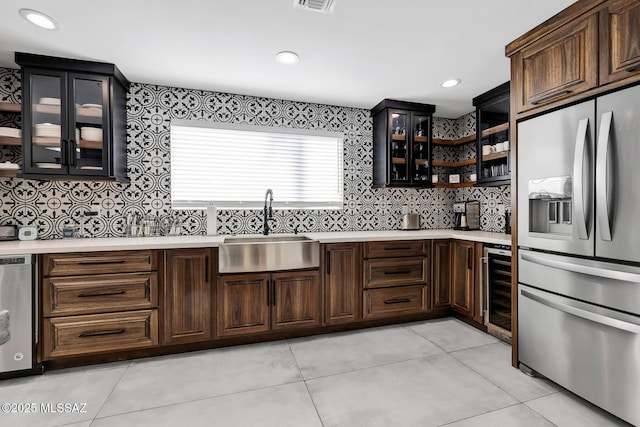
xmin=0 ymin=254 xmax=38 ymax=378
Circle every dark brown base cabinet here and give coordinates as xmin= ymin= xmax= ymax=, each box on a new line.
xmin=362 ymin=240 xmax=430 ymax=319
xmin=163 ymin=248 xmax=214 ymax=345
xmin=217 ymin=270 xmax=321 ymax=337
xmin=431 ymin=240 xmax=452 ymax=309
xmin=40 ymin=251 xmax=159 ymax=360
xmin=451 ymin=240 xmax=478 ymax=319
xmin=38 ymin=240 xmax=496 ymax=367
xmin=323 ymin=243 xmax=362 ymax=325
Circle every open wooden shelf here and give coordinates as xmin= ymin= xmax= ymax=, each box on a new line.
xmin=391 ymin=134 xmax=406 ymax=141
xmin=0 ymin=102 xmax=21 ymax=113
xmin=76 ymin=107 xmax=102 ymax=118
xmin=482 ymin=151 xmax=508 ymax=162
xmin=432 ymin=133 xmax=476 ymax=146
xmin=32 ymin=137 xmax=102 ymax=150
xmin=31 ymin=104 xmax=102 ymax=119
xmin=414 ymin=159 xmax=428 ymax=165
xmin=432 ymin=158 xmax=476 ymax=168
xmin=33 ymin=103 xmax=61 ymax=114
xmin=433 ymin=181 xmax=476 ymax=188
xmin=0 ymin=136 xmax=21 ymax=146
xmin=481 ymin=122 xmax=509 ymax=137
xmin=414 ymin=135 xmax=428 ymax=143
xmin=0 ymin=168 xmax=21 ymax=178
xmin=391 ymin=157 xmax=405 ymax=164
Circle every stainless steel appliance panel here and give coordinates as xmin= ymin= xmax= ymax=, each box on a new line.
xmin=595 ymin=84 xmax=640 ymax=263
xmin=0 ymin=255 xmax=33 ymax=373
xmin=519 ymin=249 xmax=640 ymax=316
xmin=518 ymin=283 xmax=640 ymax=426
xmin=517 ymin=100 xmax=595 ymax=256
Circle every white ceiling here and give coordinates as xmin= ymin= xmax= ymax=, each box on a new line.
xmin=0 ymin=0 xmax=575 ymax=118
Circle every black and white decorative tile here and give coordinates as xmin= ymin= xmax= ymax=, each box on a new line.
xmin=0 ymin=67 xmax=510 ymax=238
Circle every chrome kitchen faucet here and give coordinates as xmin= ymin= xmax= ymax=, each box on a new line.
xmin=263 ymin=189 xmax=274 ymax=235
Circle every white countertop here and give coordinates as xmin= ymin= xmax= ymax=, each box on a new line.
xmin=0 ymin=230 xmax=511 ymax=255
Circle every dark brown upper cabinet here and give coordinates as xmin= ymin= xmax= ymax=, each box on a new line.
xmin=512 ymin=13 xmax=599 ymax=113
xmin=16 ymin=52 xmax=129 ymax=182
xmin=371 ymin=99 xmax=435 ymax=188
xmin=599 ymin=0 xmax=640 ymax=85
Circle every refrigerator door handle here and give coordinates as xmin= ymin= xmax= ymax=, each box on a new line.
xmin=521 ymin=251 xmax=640 ymax=283
xmin=573 ymin=118 xmax=589 ymax=240
xmin=596 ymin=111 xmax=613 ymax=241
xmin=521 ymin=289 xmax=640 ymax=334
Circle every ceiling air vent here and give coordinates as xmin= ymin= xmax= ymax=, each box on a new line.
xmin=293 ymin=0 xmax=337 ymax=14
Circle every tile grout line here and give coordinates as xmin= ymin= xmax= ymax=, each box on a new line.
xmin=447 ymin=345 xmax=560 ymax=407
xmin=90 ymin=375 xmax=306 ymax=421
xmin=286 ymin=340 xmax=327 ymax=427
xmin=89 ymin=360 xmax=133 ymax=423
xmin=435 ymin=402 xmax=531 ymax=427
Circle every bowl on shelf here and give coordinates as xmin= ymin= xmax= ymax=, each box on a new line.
xmin=0 ymin=127 xmax=21 ymax=138
xmin=34 ymin=123 xmax=61 ymax=138
xmin=38 ymin=97 xmax=60 ymax=106
xmin=80 ymin=127 xmax=102 ymax=142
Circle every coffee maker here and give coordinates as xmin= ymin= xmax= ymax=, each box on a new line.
xmin=453 ymin=201 xmax=480 ymax=230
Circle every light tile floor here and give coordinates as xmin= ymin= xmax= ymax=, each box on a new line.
xmin=0 ymin=318 xmax=632 ymax=427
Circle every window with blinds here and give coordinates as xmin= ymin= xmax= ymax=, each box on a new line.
xmin=170 ymin=120 xmax=344 ymax=209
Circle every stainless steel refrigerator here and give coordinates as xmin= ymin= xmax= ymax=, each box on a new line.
xmin=517 ymin=84 xmax=640 ymax=426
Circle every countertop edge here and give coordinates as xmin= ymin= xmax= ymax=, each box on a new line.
xmin=0 ymin=230 xmax=510 ymax=255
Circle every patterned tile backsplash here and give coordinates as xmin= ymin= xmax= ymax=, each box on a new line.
xmin=0 ymin=67 xmax=510 ymax=238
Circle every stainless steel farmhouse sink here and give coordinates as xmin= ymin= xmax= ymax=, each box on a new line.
xmin=219 ymin=235 xmax=320 ymax=273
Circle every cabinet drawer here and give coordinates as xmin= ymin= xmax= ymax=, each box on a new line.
xmin=43 ymin=251 xmax=156 ymax=276
xmin=43 ymin=272 xmax=158 ymax=317
xmin=42 ymin=310 xmax=158 ymax=359
xmin=363 ymin=285 xmax=428 ymax=319
xmin=363 ymin=240 xmax=427 ymax=258
xmin=364 ymin=257 xmax=427 ymax=288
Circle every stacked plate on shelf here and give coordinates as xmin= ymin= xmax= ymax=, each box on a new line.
xmin=34 ymin=123 xmax=61 ymax=138
xmin=81 ymin=103 xmax=102 ymax=110
xmin=39 ymin=97 xmax=61 ymax=105
xmin=0 ymin=161 xmax=20 ymax=170
xmin=0 ymin=127 xmax=21 ymax=138
xmin=80 ymin=127 xmax=102 ymax=142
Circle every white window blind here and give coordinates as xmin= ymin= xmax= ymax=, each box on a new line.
xmin=170 ymin=120 xmax=344 ymax=209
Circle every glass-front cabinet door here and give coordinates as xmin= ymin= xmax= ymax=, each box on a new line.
xmin=411 ymin=113 xmax=430 ymax=184
xmin=474 ymin=83 xmax=510 ymax=186
xmin=23 ymin=69 xmax=67 ymax=175
xmin=22 ymin=71 xmax=110 ymax=176
xmin=70 ymin=74 xmax=110 ymax=175
xmin=372 ymin=99 xmax=434 ymax=188
xmin=389 ymin=110 xmax=409 ymax=185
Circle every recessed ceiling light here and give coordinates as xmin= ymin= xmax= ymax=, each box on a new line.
xmin=19 ymin=9 xmax=59 ymax=30
xmin=276 ymin=51 xmax=300 ymax=65
xmin=441 ymin=78 xmax=462 ymax=88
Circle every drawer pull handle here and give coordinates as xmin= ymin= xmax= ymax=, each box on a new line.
xmin=529 ymin=90 xmax=571 ymax=105
xmin=79 ymin=329 xmax=126 ymax=338
xmin=384 ymin=298 xmax=411 ymax=305
xmin=384 ymin=247 xmax=411 ymax=250
xmin=77 ymin=260 xmax=126 ymax=265
xmin=384 ymin=270 xmax=411 ymax=275
xmin=78 ymin=290 xmax=125 ymax=298
xmin=626 ymin=64 xmax=640 ymax=73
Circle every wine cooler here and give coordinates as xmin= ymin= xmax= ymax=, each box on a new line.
xmin=481 ymin=244 xmax=512 ymax=342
